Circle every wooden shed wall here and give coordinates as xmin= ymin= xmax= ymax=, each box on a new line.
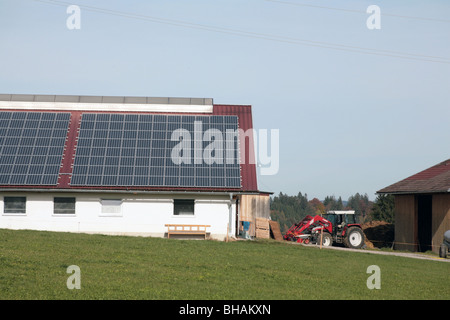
xmin=432 ymin=193 xmax=450 ymax=253
xmin=239 ymin=194 xmax=270 ymax=237
xmin=394 ymin=195 xmax=417 ymax=251
xmin=394 ymin=193 xmax=450 ymax=253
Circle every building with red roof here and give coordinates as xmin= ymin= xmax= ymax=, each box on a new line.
xmin=0 ymin=94 xmax=271 ymax=240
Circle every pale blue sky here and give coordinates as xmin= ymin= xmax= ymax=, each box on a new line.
xmin=1 ymin=0 xmax=449 ymax=200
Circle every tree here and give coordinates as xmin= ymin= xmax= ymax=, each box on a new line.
xmin=270 ymin=192 xmax=315 ymax=233
xmin=336 ymin=196 xmax=344 ymax=210
xmin=370 ymin=194 xmax=395 ymax=223
xmin=346 ymin=193 xmax=373 ymax=223
xmin=323 ymin=195 xmax=344 ymax=211
xmin=309 ymin=198 xmax=325 ymax=215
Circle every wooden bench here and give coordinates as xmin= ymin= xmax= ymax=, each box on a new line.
xmin=165 ymin=224 xmax=211 ymax=239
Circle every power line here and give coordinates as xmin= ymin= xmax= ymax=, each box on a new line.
xmin=264 ymin=0 xmax=450 ymax=23
xmin=30 ymin=0 xmax=450 ymax=64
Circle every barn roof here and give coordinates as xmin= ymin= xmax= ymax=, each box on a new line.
xmin=377 ymin=159 xmax=450 ymax=194
xmin=0 ymin=94 xmax=260 ymax=193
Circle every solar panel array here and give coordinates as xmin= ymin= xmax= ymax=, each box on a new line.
xmin=0 ymin=112 xmax=70 ymax=185
xmin=0 ymin=111 xmax=243 ymax=189
xmin=70 ymin=113 xmax=242 ymax=188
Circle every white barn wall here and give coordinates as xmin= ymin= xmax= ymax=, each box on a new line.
xmin=0 ymin=192 xmax=235 ymax=240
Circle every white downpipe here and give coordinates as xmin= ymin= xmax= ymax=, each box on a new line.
xmin=228 ymin=193 xmax=234 ymax=238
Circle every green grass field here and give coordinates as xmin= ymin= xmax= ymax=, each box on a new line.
xmin=0 ymin=228 xmax=448 ymax=300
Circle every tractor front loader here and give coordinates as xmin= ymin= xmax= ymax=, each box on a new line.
xmin=284 ymin=210 xmax=365 ymax=249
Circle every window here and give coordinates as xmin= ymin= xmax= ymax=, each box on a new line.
xmin=3 ymin=197 xmax=26 ymax=214
xmin=54 ymin=197 xmax=76 ymax=214
xmin=101 ymin=199 xmax=122 ymax=216
xmin=323 ymin=214 xmax=336 ymax=225
xmin=173 ymin=199 xmax=195 ymax=216
xmin=345 ymin=214 xmax=356 ymax=224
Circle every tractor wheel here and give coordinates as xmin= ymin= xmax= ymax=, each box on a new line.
xmin=344 ymin=227 xmax=364 ymax=249
xmin=319 ymin=233 xmax=333 ymax=247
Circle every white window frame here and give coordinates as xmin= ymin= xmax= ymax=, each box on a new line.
xmin=2 ymin=196 xmax=27 ymax=215
xmin=53 ymin=197 xmax=76 ymax=216
xmin=100 ymin=199 xmax=123 ymax=217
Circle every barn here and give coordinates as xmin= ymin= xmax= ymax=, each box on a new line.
xmin=377 ymin=159 xmax=450 ymax=253
xmin=0 ymin=94 xmax=271 ymax=240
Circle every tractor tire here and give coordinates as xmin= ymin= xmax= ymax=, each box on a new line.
xmin=344 ymin=227 xmax=364 ymax=249
xmin=319 ymin=233 xmax=333 ymax=247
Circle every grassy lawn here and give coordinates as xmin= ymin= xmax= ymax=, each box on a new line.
xmin=0 ymin=228 xmax=448 ymax=300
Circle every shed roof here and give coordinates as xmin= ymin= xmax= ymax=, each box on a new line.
xmin=377 ymin=159 xmax=450 ymax=194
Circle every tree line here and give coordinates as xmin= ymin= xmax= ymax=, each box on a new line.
xmin=270 ymin=192 xmax=395 ymax=234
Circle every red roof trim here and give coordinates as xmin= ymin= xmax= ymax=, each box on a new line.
xmin=0 ymin=185 xmax=243 ymax=193
xmin=57 ymin=112 xmax=81 ymax=188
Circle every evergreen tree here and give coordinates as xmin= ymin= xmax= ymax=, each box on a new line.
xmin=323 ymin=195 xmax=345 ymax=211
xmin=371 ymin=194 xmax=395 ymax=223
xmin=336 ymin=196 xmax=343 ymax=210
xmin=346 ymin=193 xmax=373 ymax=222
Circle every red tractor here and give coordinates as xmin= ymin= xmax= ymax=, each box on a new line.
xmin=284 ymin=210 xmax=365 ymax=249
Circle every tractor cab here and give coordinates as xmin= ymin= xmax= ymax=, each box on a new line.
xmin=322 ymin=210 xmax=356 ymax=232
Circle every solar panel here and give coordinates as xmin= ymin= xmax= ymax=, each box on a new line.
xmin=71 ymin=113 xmax=241 ymax=188
xmin=0 ymin=112 xmax=70 ymax=185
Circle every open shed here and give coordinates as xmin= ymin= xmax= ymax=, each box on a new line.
xmin=377 ymin=159 xmax=450 ymax=253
